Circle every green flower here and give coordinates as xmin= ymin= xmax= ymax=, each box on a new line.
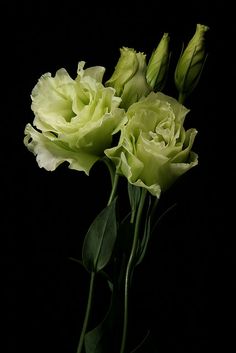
xmin=24 ymin=62 xmax=126 ymax=174
xmin=175 ymin=23 xmax=209 ymax=100
xmin=105 ymin=92 xmax=198 ymax=198
xmin=106 ymin=47 xmax=151 ymax=109
xmin=146 ymin=32 xmax=170 ymax=91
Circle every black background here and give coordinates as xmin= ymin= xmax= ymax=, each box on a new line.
xmin=4 ymin=1 xmax=235 ymax=353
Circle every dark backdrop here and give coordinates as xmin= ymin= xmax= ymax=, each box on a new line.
xmin=4 ymin=1 xmax=235 ymax=353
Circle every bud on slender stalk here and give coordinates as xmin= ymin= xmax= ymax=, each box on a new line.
xmin=146 ymin=32 xmax=170 ymax=91
xmin=174 ymin=23 xmax=209 ymax=102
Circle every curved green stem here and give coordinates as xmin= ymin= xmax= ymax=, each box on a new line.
xmin=76 ymin=271 xmax=96 ymax=353
xmin=102 ymin=157 xmax=119 ymax=206
xmin=102 ymin=156 xmax=116 ymax=186
xmin=107 ymin=173 xmax=119 ymax=206
xmin=119 ymin=188 xmax=147 ymax=353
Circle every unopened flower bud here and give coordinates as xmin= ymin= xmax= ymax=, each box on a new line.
xmin=121 ymin=52 xmax=151 ymax=108
xmin=174 ymin=23 xmax=209 ymax=100
xmin=106 ymin=47 xmax=151 ymax=109
xmin=146 ymin=32 xmax=170 ymax=91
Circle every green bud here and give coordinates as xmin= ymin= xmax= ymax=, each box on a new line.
xmin=120 ymin=51 xmax=151 ymax=109
xmin=106 ymin=47 xmax=151 ymax=109
xmin=174 ymin=23 xmax=209 ymax=100
xmin=146 ymin=32 xmax=170 ymax=91
xmin=106 ymin=47 xmax=138 ymax=96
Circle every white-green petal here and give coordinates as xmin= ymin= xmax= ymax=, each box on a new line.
xmin=24 ymin=61 xmax=126 ymax=175
xmin=24 ymin=124 xmax=99 ymax=174
xmin=83 ymin=65 xmax=105 ymax=82
xmin=106 ymin=47 xmax=139 ymax=96
xmin=131 ymin=179 xmax=162 ymax=198
xmin=105 ymin=91 xmax=198 ymax=196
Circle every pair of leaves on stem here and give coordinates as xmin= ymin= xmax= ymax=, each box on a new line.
xmin=81 ymin=185 xmax=153 ymax=353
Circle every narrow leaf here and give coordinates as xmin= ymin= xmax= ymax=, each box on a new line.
xmin=82 ymin=197 xmax=117 ymax=273
xmin=130 ymin=330 xmax=150 ymax=352
xmin=84 ymin=270 xmax=125 ymax=353
xmin=84 ymin=309 xmax=113 ymax=353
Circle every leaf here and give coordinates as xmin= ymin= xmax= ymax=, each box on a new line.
xmin=84 ymin=304 xmax=115 ymax=353
xmin=82 ymin=197 xmax=118 ymax=273
xmin=151 ymin=202 xmax=177 ymax=234
xmin=84 ymin=266 xmax=125 ymax=353
xmin=68 ymin=256 xmax=114 ymax=290
xmin=130 ymin=330 xmax=150 ymax=352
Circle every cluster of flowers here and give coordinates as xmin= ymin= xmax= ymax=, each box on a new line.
xmin=24 ymin=24 xmax=208 ymax=198
xmin=24 ymin=23 xmax=209 ymax=353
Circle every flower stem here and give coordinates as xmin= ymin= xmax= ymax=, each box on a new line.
xmin=178 ymin=92 xmax=186 ymax=104
xmin=107 ymin=173 xmax=119 ymax=206
xmin=76 ymin=271 xmax=96 ymax=353
xmin=102 ymin=156 xmax=115 ymax=186
xmin=119 ymin=188 xmax=147 ymax=353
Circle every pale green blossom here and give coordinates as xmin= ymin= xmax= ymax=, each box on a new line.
xmin=24 ymin=62 xmax=126 ymax=174
xmin=105 ymin=92 xmax=198 ymax=198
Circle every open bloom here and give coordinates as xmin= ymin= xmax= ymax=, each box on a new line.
xmin=105 ymin=92 xmax=198 ymax=198
xmin=24 ymin=62 xmax=126 ymax=174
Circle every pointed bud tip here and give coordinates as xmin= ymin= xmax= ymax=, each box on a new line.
xmin=174 ymin=23 xmax=210 ymax=96
xmin=196 ymin=23 xmax=210 ymax=32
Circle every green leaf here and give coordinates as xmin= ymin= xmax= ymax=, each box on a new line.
xmin=82 ymin=197 xmax=118 ymax=273
xmin=84 ymin=265 xmax=125 ymax=353
xmin=151 ymin=202 xmax=177 ymax=234
xmin=130 ymin=330 xmax=150 ymax=352
xmin=84 ymin=301 xmax=118 ymax=353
